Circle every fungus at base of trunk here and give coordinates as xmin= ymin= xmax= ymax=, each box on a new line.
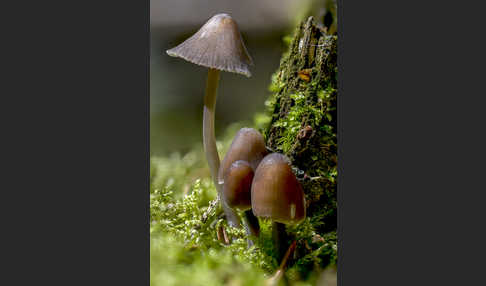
xmin=251 ymin=153 xmax=306 ymax=261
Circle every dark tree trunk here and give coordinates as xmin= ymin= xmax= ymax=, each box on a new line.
xmin=264 ymin=16 xmax=337 ymax=235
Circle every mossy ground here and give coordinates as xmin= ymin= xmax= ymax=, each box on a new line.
xmin=150 ymin=123 xmax=335 ymax=286
xmin=151 ymin=16 xmax=337 ymax=286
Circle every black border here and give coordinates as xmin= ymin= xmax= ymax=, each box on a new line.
xmin=340 ymin=0 xmax=485 ymax=284
xmin=337 ymin=0 xmax=344 ymax=284
xmin=3 ymin=0 xmax=485 ymax=284
xmin=2 ymin=0 xmax=150 ymax=284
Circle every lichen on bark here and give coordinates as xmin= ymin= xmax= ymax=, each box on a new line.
xmin=264 ymin=15 xmax=337 ymax=257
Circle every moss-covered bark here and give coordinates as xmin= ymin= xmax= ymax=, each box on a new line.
xmin=264 ymin=16 xmax=337 ymax=244
xmin=150 ymin=16 xmax=338 ymax=285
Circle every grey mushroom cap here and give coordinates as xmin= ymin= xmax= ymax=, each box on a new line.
xmin=166 ymin=13 xmax=253 ymax=77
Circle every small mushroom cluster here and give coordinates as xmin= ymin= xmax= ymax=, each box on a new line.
xmin=219 ymin=128 xmax=306 ymax=258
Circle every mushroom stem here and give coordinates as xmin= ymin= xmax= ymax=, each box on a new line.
xmin=272 ymin=221 xmax=289 ymax=262
xmin=265 ymin=240 xmax=296 ymax=286
xmin=243 ymin=210 xmax=260 ymax=246
xmin=203 ymin=68 xmax=241 ymax=227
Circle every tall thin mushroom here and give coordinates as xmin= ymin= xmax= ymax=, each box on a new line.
xmin=166 ymin=14 xmax=254 ymax=227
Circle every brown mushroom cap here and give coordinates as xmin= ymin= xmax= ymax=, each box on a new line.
xmin=251 ymin=153 xmax=306 ymax=224
xmin=166 ymin=13 xmax=253 ymax=77
xmin=218 ymin=127 xmax=268 ymax=184
xmin=222 ymin=160 xmax=254 ymax=211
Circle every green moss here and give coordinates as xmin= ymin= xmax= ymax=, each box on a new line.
xmin=150 ymin=125 xmax=275 ymax=285
xmin=150 ymin=120 xmax=336 ymax=284
xmin=151 ymin=233 xmax=267 ymax=286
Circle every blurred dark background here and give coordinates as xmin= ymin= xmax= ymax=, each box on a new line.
xmin=150 ymin=0 xmax=311 ymax=156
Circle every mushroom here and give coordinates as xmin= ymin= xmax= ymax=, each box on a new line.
xmin=219 ymin=128 xmax=267 ymax=242
xmin=218 ymin=127 xmax=268 ymax=185
xmin=222 ymin=160 xmax=253 ymax=211
xmin=166 ymin=14 xmax=253 ymax=227
xmin=251 ymin=153 xmax=306 ymax=260
xmin=221 ymin=160 xmax=260 ymax=244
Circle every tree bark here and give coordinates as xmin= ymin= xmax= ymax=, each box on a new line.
xmin=264 ymin=16 xmax=337 ymax=234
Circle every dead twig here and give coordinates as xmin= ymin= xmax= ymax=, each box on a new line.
xmin=266 ymin=240 xmax=297 ymax=286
